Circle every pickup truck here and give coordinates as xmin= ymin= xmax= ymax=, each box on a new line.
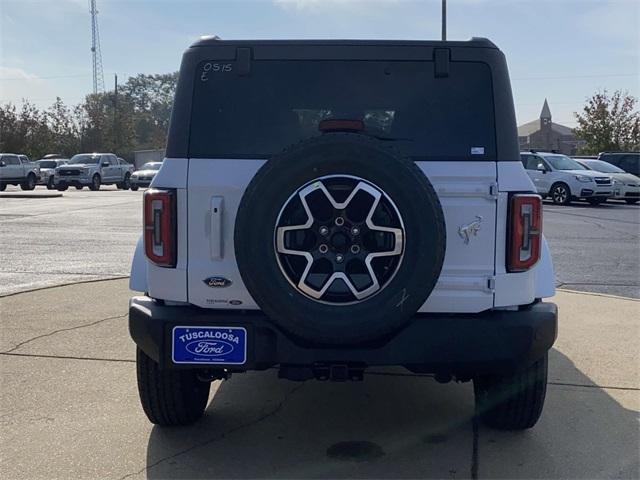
xmin=0 ymin=153 xmax=40 ymax=191
xmin=55 ymin=153 xmax=134 ymax=191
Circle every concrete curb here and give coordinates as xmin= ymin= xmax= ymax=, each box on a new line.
xmin=0 ymin=276 xmax=130 ymax=298
xmin=0 ymin=193 xmax=63 ymax=199
xmin=556 ymin=288 xmax=639 ymax=302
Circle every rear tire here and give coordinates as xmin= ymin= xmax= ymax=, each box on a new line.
xmin=136 ymin=348 xmax=211 ymax=426
xmin=550 ymin=183 xmax=571 ymax=205
xmin=130 ymin=185 xmax=139 ymax=191
xmin=75 ymin=186 xmax=84 ymax=190
xmin=56 ymin=183 xmax=68 ymax=191
xmin=20 ymin=173 xmax=36 ymax=191
xmin=89 ymin=174 xmax=101 ymax=191
xmin=46 ymin=177 xmax=55 ymax=190
xmin=474 ymin=353 xmax=548 ymax=430
xmin=122 ymin=173 xmax=131 ymax=190
xmin=625 ymin=199 xmax=638 ymax=205
xmin=0 ymin=183 xmax=6 ymax=191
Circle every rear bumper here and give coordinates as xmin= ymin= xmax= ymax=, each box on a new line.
xmin=129 ymin=296 xmax=558 ymax=375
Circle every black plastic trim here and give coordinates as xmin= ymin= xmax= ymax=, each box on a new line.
xmin=129 ymin=296 xmax=558 ymax=375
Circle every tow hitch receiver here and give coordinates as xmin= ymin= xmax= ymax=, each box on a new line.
xmin=279 ymin=364 xmax=365 ymax=382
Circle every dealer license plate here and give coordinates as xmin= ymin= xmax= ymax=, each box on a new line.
xmin=172 ymin=326 xmax=247 ymax=365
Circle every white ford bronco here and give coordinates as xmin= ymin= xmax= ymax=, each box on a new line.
xmin=129 ymin=38 xmax=558 ymax=430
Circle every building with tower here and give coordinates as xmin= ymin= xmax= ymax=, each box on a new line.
xmin=518 ymin=99 xmax=583 ymax=155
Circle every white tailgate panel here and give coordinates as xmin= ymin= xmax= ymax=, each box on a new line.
xmin=417 ymin=162 xmax=497 ymax=313
xmin=187 ymin=159 xmax=497 ymax=313
xmin=188 ymin=159 xmax=265 ymax=309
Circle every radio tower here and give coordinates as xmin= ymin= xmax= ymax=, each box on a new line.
xmin=89 ymin=0 xmax=105 ymax=94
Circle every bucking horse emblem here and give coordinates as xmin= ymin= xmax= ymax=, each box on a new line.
xmin=458 ymin=215 xmax=482 ymax=245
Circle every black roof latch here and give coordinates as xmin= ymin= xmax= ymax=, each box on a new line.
xmin=434 ymin=48 xmax=450 ymax=78
xmin=236 ymin=47 xmax=251 ymax=76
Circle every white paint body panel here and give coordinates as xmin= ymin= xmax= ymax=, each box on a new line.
xmin=132 ymin=158 xmax=556 ymax=310
xmin=416 ymin=162 xmax=497 ymax=312
xmin=129 ymin=237 xmax=147 ymax=292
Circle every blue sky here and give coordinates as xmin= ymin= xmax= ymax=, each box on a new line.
xmin=1 ymin=0 xmax=638 ymax=127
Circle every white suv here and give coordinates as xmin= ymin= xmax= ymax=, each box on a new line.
xmin=521 ymin=151 xmax=613 ymax=205
xmin=128 ymin=38 xmax=558 ymax=430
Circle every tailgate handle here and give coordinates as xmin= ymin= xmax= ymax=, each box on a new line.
xmin=210 ymin=196 xmax=224 ymax=259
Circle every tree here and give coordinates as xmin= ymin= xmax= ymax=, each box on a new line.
xmin=78 ymin=92 xmax=135 ymax=156
xmin=0 ymin=70 xmax=177 ymax=160
xmin=120 ymin=72 xmax=178 ymax=150
xmin=574 ymin=90 xmax=640 ymax=154
xmin=46 ymin=98 xmax=80 ymax=157
xmin=0 ymin=100 xmax=52 ymax=159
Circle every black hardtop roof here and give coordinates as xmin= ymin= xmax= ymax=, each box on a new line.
xmin=167 ymin=35 xmax=518 ymax=160
xmin=190 ymin=37 xmax=498 ymax=49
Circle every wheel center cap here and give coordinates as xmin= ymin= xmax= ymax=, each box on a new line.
xmin=330 ymin=231 xmax=349 ymax=251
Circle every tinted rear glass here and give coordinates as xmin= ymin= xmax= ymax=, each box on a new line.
xmin=189 ymin=60 xmax=496 ymax=160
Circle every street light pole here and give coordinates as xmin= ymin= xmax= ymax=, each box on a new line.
xmin=442 ymin=0 xmax=447 ymax=41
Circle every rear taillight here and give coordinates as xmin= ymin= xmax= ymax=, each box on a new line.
xmin=508 ymin=194 xmax=542 ymax=272
xmin=144 ymin=189 xmax=176 ymax=267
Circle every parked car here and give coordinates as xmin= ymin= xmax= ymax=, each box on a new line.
xmin=129 ymin=37 xmax=557 ymax=430
xmin=521 ymin=151 xmax=613 ymax=205
xmin=597 ymin=152 xmax=640 ymax=177
xmin=55 ymin=153 xmax=134 ymax=191
xmin=0 ymin=153 xmax=40 ymax=191
xmin=575 ymin=159 xmax=639 ymax=204
xmin=35 ymin=158 xmax=69 ymax=189
xmin=130 ymin=162 xmax=162 ymax=191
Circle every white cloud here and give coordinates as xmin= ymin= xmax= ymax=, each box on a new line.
xmin=0 ymin=66 xmax=40 ymax=82
xmin=274 ymin=0 xmax=400 ymax=13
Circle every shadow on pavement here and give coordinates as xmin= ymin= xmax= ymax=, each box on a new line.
xmin=144 ymin=349 xmax=638 ymax=479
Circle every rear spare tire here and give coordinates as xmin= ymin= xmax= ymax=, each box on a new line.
xmin=234 ymin=133 xmax=446 ymax=345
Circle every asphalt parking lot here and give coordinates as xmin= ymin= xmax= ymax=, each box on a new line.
xmin=1 ymin=186 xmax=639 ymax=479
xmin=0 ymin=186 xmax=141 ymax=296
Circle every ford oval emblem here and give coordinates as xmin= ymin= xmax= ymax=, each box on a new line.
xmin=185 ymin=340 xmax=234 ymax=357
xmin=204 ymin=276 xmax=232 ymax=288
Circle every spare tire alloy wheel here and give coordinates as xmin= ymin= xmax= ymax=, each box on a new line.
xmin=235 ymin=133 xmax=446 ymax=345
xmin=275 ymin=175 xmax=404 ymax=304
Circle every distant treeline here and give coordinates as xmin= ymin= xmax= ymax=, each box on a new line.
xmin=0 ymin=72 xmax=177 ymax=161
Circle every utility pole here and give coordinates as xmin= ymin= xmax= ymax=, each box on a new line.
xmin=442 ymin=0 xmax=447 ymax=41
xmin=113 ymin=73 xmax=118 ymax=153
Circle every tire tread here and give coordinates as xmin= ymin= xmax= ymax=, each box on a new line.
xmin=474 ymin=353 xmax=548 ymax=430
xmin=136 ymin=348 xmax=210 ymax=426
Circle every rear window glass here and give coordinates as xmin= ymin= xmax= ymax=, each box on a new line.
xmin=189 ymin=60 xmax=496 ymax=160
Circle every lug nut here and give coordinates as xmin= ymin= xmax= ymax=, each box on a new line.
xmin=336 ymin=254 xmax=344 ymax=263
xmin=335 ymin=217 xmax=345 ymax=226
xmin=351 ymin=226 xmax=360 ymax=236
xmin=319 ymin=226 xmax=329 ymax=236
xmin=350 ymin=245 xmax=360 ymax=254
xmin=319 ymin=244 xmax=328 ymax=254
